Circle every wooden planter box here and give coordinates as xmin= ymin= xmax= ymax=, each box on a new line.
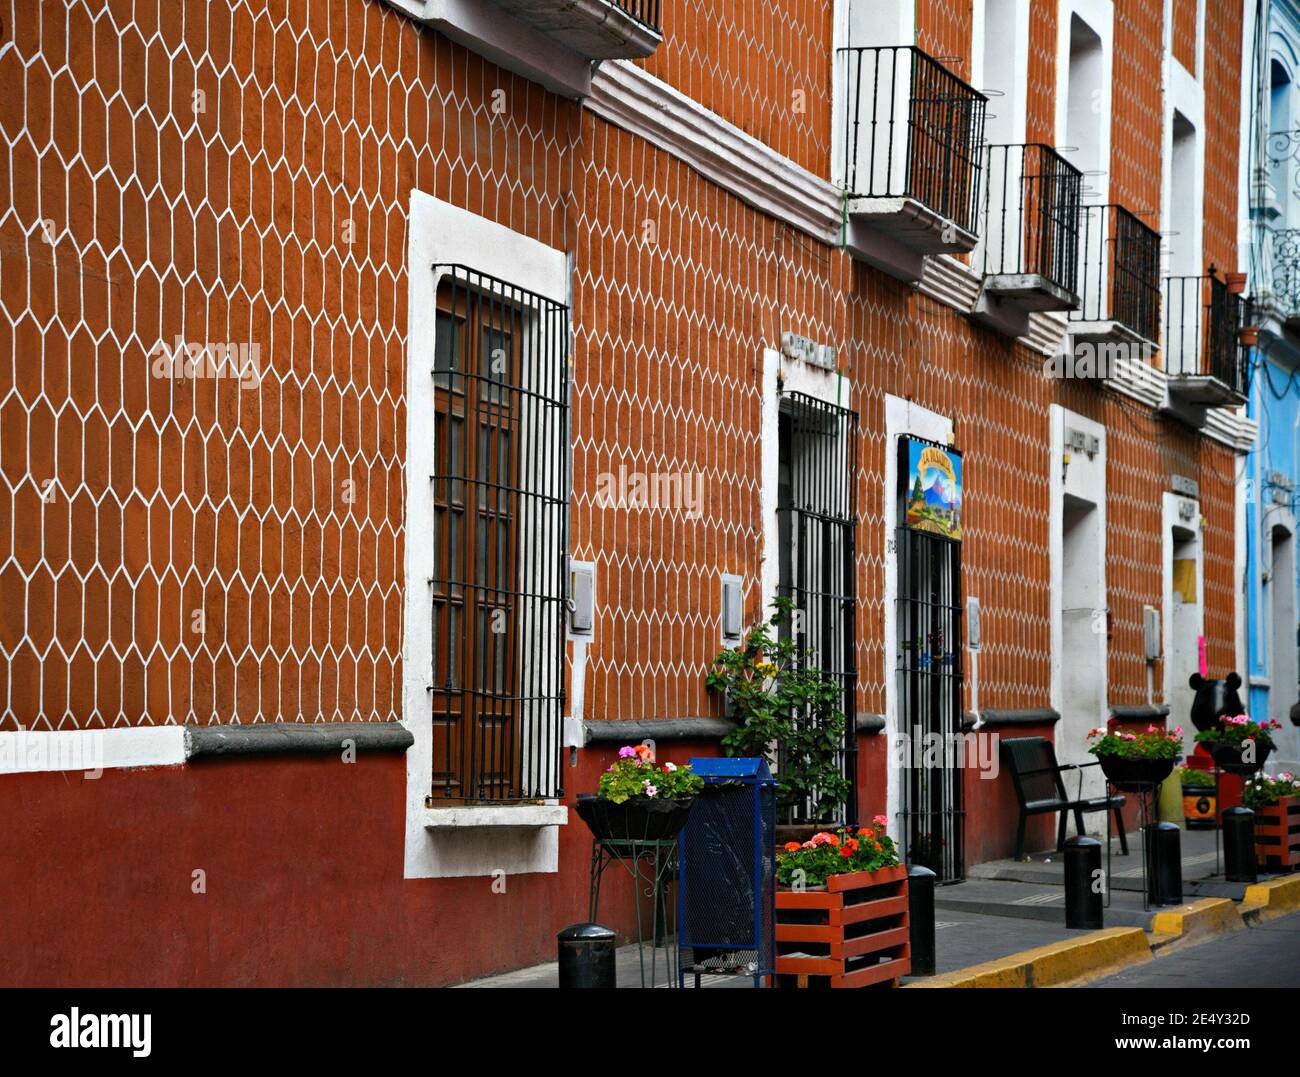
xmin=1256 ymin=796 xmax=1300 ymax=870
xmin=774 ymin=865 xmax=910 ymax=988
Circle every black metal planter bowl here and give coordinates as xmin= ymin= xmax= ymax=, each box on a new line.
xmin=1098 ymin=755 xmax=1175 ymax=792
xmin=1209 ymin=743 xmax=1272 ymax=775
xmin=575 ymin=794 xmax=695 ymax=843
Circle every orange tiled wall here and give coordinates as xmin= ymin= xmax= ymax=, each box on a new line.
xmin=639 ymin=0 xmax=834 ymax=178
xmin=1203 ymin=0 xmax=1242 ymax=272
xmin=1172 ymin=0 xmax=1198 ymax=74
xmin=0 ymin=0 xmax=1246 ymax=732
xmin=1110 ymin=0 xmax=1165 ymax=219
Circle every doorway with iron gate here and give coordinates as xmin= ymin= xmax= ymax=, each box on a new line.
xmin=776 ymin=390 xmax=859 ymax=826
xmin=896 ymin=436 xmax=965 ymax=881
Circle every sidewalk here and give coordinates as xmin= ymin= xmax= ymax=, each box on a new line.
xmin=457 ymin=827 xmax=1292 ymax=988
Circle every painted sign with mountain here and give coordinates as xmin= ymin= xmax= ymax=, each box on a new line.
xmin=903 ymin=439 xmax=962 ymax=540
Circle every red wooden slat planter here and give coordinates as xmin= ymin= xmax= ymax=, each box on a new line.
xmin=1255 ymin=796 xmax=1300 ymax=870
xmin=774 ymin=865 xmax=910 ymax=988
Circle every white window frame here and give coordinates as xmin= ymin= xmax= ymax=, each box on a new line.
xmin=402 ymin=192 xmax=570 ymax=879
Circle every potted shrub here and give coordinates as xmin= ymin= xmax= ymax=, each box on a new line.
xmin=1087 ymin=724 xmax=1183 ymax=791
xmin=1194 ymin=714 xmax=1281 ymax=774
xmin=708 ymin=598 xmax=851 ymax=832
xmin=772 ymin=819 xmax=910 ymax=988
xmin=1243 ymin=772 xmax=1300 ymax=869
xmin=575 ymin=745 xmax=704 ymax=843
xmin=1180 ymin=767 xmax=1217 ymax=830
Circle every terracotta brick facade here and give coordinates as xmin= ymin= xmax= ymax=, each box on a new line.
xmin=0 ymin=0 xmax=1249 ymax=728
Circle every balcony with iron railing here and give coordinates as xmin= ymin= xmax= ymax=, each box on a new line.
xmin=393 ymin=0 xmax=662 ymax=98
xmin=837 ymin=45 xmax=987 ymax=283
xmin=972 ymin=143 xmax=1082 ymax=338
xmin=1161 ymin=270 xmax=1247 ymax=416
xmin=1270 ymin=228 xmax=1300 ymax=330
xmin=1069 ymin=203 xmax=1161 ymax=350
xmin=491 ymin=0 xmax=662 ymax=58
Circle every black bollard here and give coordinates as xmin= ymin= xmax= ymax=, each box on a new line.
xmin=557 ymin=923 xmax=616 ymax=988
xmin=1064 ymin=835 xmax=1104 ymax=929
xmin=1144 ymin=821 xmax=1183 ymax=906
xmin=1223 ymin=806 xmax=1258 ymax=883
xmin=907 ymin=864 xmax=937 ymax=976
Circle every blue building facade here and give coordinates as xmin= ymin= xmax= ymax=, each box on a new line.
xmin=1246 ymin=0 xmax=1300 ymax=768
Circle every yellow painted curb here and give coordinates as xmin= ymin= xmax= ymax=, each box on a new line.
xmin=904 ymin=927 xmax=1151 ymax=989
xmin=1240 ymin=874 xmax=1300 ymax=922
xmin=1149 ymin=897 xmax=1244 ymax=943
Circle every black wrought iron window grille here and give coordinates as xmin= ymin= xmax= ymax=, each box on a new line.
xmin=429 ymin=264 xmax=570 ymax=803
xmin=776 ymin=390 xmax=859 ymax=825
xmin=838 ymin=45 xmax=988 ymax=238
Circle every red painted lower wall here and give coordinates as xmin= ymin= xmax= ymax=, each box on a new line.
xmin=962 ymin=722 xmax=1059 ymax=866
xmin=2 ymin=726 xmax=1082 ymax=985
xmin=0 ymin=741 xmax=720 ymax=987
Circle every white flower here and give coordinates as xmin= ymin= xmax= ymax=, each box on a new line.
xmin=664 ymin=762 xmax=677 ymax=772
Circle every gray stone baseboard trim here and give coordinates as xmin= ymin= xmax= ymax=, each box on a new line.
xmin=961 ymin=708 xmax=1061 ymax=730
xmin=185 ymin=722 xmax=414 ymax=759
xmin=582 ymin=718 xmax=739 ymax=744
xmin=1109 ymin=705 xmax=1171 ymax=721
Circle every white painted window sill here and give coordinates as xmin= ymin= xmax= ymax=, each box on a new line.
xmin=421 ymin=804 xmax=568 ymax=830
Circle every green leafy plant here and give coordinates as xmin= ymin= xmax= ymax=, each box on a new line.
xmin=596 ymin=744 xmax=704 ymax=804
xmin=1086 ymin=724 xmax=1183 ymax=759
xmin=1194 ymin=715 xmax=1282 ymax=752
xmin=776 ymin=819 xmax=900 ymax=887
xmin=1242 ymin=772 xmax=1300 ymax=810
xmin=1179 ymin=767 xmax=1215 ymax=787
xmin=707 ymin=598 xmax=851 ymax=823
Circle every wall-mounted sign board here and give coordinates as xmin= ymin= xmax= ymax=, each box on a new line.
xmin=899 ymin=437 xmax=963 ymax=542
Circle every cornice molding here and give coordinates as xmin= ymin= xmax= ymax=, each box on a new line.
xmin=585 ymin=60 xmax=843 ymax=244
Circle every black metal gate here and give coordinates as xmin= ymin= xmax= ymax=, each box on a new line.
xmin=777 ymin=391 xmax=858 ymax=825
xmin=896 ymin=437 xmax=964 ymax=881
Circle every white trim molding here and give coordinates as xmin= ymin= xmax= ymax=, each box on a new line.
xmin=0 ymin=726 xmax=185 ymax=775
xmin=402 ymin=191 xmax=570 ymax=879
xmin=585 ymin=61 xmax=844 ymax=244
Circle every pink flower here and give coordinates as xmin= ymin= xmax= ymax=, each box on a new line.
xmin=1173 ymin=726 xmax=1184 ymax=736
xmin=643 ymin=782 xmax=658 ymax=797
xmin=618 ymin=746 xmax=636 ymax=758
xmin=873 ymin=814 xmax=889 ymax=827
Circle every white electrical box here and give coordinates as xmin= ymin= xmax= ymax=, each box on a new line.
xmin=1143 ymin=605 xmax=1161 ymax=662
xmin=966 ymin=596 xmax=981 ymax=652
xmin=721 ymin=575 xmax=743 ymax=639
xmin=570 ymin=563 xmax=594 ymax=633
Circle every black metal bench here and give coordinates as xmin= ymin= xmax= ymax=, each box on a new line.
xmin=1000 ymin=736 xmax=1129 ymax=862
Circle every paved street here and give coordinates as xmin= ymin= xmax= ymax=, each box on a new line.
xmin=1090 ymin=911 xmax=1300 ymax=987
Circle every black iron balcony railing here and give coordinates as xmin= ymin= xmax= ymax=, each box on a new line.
xmin=1071 ymin=203 xmax=1161 ymax=341
xmin=838 ymin=45 xmax=988 ymax=237
xmin=981 ymin=143 xmax=1083 ymax=295
xmin=609 ymin=0 xmax=660 ymax=32
xmin=1272 ymin=228 xmax=1300 ymax=318
xmin=1162 ymin=271 xmax=1246 ymax=393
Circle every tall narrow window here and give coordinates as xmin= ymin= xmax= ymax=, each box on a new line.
xmin=776 ymin=392 xmax=859 ymax=825
xmin=1169 ymin=112 xmax=1199 ymax=276
xmin=430 ymin=267 xmax=569 ymax=803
